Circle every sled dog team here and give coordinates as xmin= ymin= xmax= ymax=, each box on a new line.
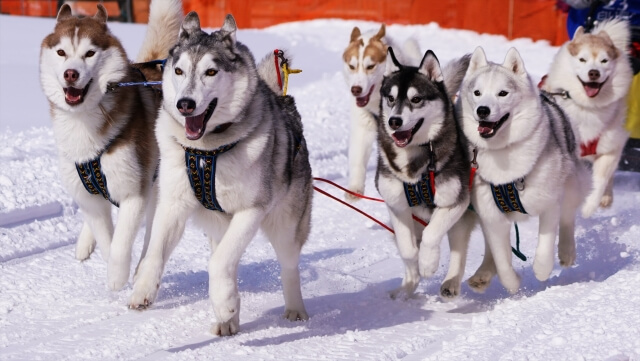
xmin=39 ymin=0 xmax=632 ymax=335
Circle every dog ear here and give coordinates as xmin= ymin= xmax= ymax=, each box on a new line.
xmin=502 ymin=47 xmax=527 ymax=78
xmin=419 ymin=50 xmax=444 ymax=82
xmin=94 ymin=4 xmax=108 ymax=24
xmin=350 ymin=27 xmax=361 ymax=43
xmin=573 ymin=26 xmax=585 ymax=39
xmin=56 ymin=4 xmax=73 ymax=22
xmin=220 ymin=14 xmax=237 ymax=46
xmin=385 ymin=47 xmax=402 ymax=76
xmin=180 ymin=11 xmax=201 ymax=40
xmin=467 ymin=46 xmax=488 ymax=76
xmin=373 ymin=24 xmax=386 ymax=41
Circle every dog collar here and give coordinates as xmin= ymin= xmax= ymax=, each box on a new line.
xmin=75 ymin=140 xmax=119 ymax=207
xmin=403 ymin=142 xmax=436 ymax=208
xmin=183 ymin=142 xmax=238 ymax=212
xmin=490 ymin=178 xmax=527 ymax=214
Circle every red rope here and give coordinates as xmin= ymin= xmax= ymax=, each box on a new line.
xmin=273 ymin=49 xmax=283 ymax=90
xmin=312 ymin=177 xmax=428 ymax=233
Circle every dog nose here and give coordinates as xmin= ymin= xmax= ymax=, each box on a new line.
xmin=176 ymin=98 xmax=196 ymax=115
xmin=351 ymin=86 xmax=363 ymax=96
xmin=388 ymin=117 xmax=403 ymax=130
xmin=64 ymin=69 xmax=79 ymax=83
xmin=476 ymin=106 xmax=490 ymax=119
xmin=588 ymin=69 xmax=600 ymax=81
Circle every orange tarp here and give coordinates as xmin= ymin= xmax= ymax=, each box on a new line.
xmin=1 ymin=0 xmax=570 ymax=46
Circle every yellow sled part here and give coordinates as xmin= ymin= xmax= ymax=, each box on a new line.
xmin=627 ymin=73 xmax=640 ymax=140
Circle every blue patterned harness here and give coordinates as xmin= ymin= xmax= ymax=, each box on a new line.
xmin=490 ymin=178 xmax=527 ymax=214
xmin=75 ymin=142 xmax=119 ymax=207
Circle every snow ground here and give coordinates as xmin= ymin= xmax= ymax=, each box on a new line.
xmin=1 ymin=13 xmax=640 ymax=361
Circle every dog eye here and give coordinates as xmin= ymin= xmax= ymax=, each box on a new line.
xmin=349 ymin=64 xmax=355 ymax=70
xmin=85 ymin=50 xmax=95 ymax=58
xmin=498 ymin=90 xmax=509 ymax=97
xmin=601 ymin=59 xmax=608 ymax=64
xmin=205 ymin=69 xmax=217 ymax=76
xmin=57 ymin=49 xmax=65 ymax=57
xmin=387 ymin=95 xmax=395 ymax=103
xmin=579 ymin=58 xmax=586 ymax=63
xmin=175 ymin=67 xmax=183 ymax=75
xmin=366 ymin=64 xmax=375 ymax=70
xmin=411 ymin=96 xmax=422 ymax=104
xmin=473 ymin=90 xmax=481 ymax=96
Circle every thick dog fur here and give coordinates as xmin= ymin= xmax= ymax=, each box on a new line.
xmin=129 ymin=13 xmax=313 ymax=336
xmin=460 ymin=47 xmax=589 ymax=294
xmin=375 ymin=47 xmax=473 ymax=299
xmin=542 ymin=19 xmax=633 ymax=218
xmin=39 ymin=0 xmax=182 ymax=290
xmin=343 ymin=24 xmax=421 ymax=201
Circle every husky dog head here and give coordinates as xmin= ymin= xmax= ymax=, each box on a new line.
xmin=40 ymin=5 xmax=128 ymax=111
xmin=460 ymin=47 xmax=541 ymax=150
xmin=342 ymin=25 xmax=388 ymax=109
xmin=164 ymin=12 xmax=259 ymax=141
xmin=549 ymin=19 xmax=632 ymax=106
xmin=380 ymin=48 xmax=449 ymax=148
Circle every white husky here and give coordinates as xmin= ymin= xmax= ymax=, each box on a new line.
xmin=460 ymin=47 xmax=589 ymax=293
xmin=342 ymin=24 xmax=421 ymax=200
xmin=542 ymin=19 xmax=633 ymax=218
xmin=39 ymin=0 xmax=182 ymax=290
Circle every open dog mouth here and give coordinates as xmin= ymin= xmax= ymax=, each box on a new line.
xmin=355 ymin=85 xmax=375 ymax=107
xmin=185 ymin=98 xmax=217 ymax=140
xmin=579 ymin=77 xmax=607 ymax=98
xmin=391 ymin=118 xmax=424 ymax=148
xmin=477 ymin=113 xmax=509 ymax=139
xmin=63 ymin=79 xmax=92 ymax=105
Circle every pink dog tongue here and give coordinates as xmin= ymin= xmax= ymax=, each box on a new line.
xmin=185 ymin=113 xmax=205 ymax=140
xmin=392 ymin=129 xmax=412 ymax=147
xmin=478 ymin=126 xmax=493 ymax=135
xmin=584 ymin=83 xmax=601 ymax=98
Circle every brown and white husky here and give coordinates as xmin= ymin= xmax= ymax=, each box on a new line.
xmin=39 ymin=0 xmax=183 ymax=290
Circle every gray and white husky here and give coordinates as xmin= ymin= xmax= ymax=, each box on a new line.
xmin=39 ymin=0 xmax=183 ymax=290
xmin=375 ymin=48 xmax=474 ymax=299
xmin=460 ymin=47 xmax=589 ymax=294
xmin=129 ymin=13 xmax=313 ymax=336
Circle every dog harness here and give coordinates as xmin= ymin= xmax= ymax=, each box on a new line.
xmin=183 ymin=142 xmax=237 ymax=212
xmin=75 ymin=142 xmax=119 ymax=207
xmin=403 ymin=143 xmax=436 ymax=208
xmin=580 ymin=138 xmax=599 ymax=157
xmin=490 ymin=178 xmax=527 ymax=214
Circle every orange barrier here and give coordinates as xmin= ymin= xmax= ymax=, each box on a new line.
xmin=1 ymin=0 xmax=571 ymax=46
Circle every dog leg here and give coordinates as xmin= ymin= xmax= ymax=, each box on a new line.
xmin=467 ymin=233 xmax=497 ymax=293
xmin=209 ymin=208 xmax=266 ymax=336
xmin=483 ymin=218 xmax=520 ymax=293
xmin=78 ymin=197 xmax=114 ymax=262
xmin=558 ymin=177 xmax=582 ymax=267
xmin=600 ymin=176 xmax=614 ymax=208
xmin=108 ymin=195 xmax=146 ymax=290
xmin=346 ymin=110 xmax=376 ymax=201
xmin=134 ymin=183 xmax=158 ymax=277
xmin=419 ymin=202 xmax=467 ymax=279
xmin=387 ymin=207 xmax=420 ymax=300
xmin=440 ymin=210 xmax=476 ymax=299
xmin=129 ymin=199 xmax=189 ymax=309
xmin=75 ymin=221 xmax=96 ymax=261
xmin=582 ymin=153 xmax=619 ymax=217
xmin=533 ymin=205 xmax=561 ymax=281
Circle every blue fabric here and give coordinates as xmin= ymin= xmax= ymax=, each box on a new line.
xmin=567 ymin=0 xmax=640 ymax=37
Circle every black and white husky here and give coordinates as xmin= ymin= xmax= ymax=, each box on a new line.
xmin=460 ymin=47 xmax=590 ymax=294
xmin=129 ymin=13 xmax=313 ymax=336
xmin=375 ymin=48 xmax=474 ymax=299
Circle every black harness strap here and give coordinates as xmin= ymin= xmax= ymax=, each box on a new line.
xmin=75 ymin=142 xmax=119 ymax=207
xmin=183 ymin=143 xmax=237 ymax=212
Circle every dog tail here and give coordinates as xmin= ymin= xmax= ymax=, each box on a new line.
xmin=135 ymin=0 xmax=183 ymax=63
xmin=257 ymin=49 xmax=293 ymax=96
xmin=442 ymin=54 xmax=471 ymax=99
xmin=592 ymin=18 xmax=631 ymax=52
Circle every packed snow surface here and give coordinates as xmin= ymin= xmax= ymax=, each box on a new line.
xmin=1 ymin=14 xmax=640 ymax=361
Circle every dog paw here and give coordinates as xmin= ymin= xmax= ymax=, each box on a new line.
xmin=344 ymin=187 xmax=364 ymax=202
xmin=75 ymin=240 xmax=95 ymax=261
xmin=558 ymin=248 xmax=576 ymax=268
xmin=467 ymin=271 xmax=493 ymax=294
xmin=498 ymin=271 xmax=521 ymax=294
xmin=440 ymin=279 xmax=461 ymax=299
xmin=600 ymin=194 xmax=613 ymax=208
xmin=533 ymin=259 xmax=553 ymax=282
xmin=107 ymin=263 xmax=130 ymax=291
xmin=389 ymin=280 xmax=419 ymax=300
xmin=129 ymin=280 xmax=159 ymax=309
xmin=418 ymin=246 xmax=439 ymax=278
xmin=211 ymin=313 xmax=240 ymax=337
xmin=284 ymin=308 xmax=309 ymax=322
